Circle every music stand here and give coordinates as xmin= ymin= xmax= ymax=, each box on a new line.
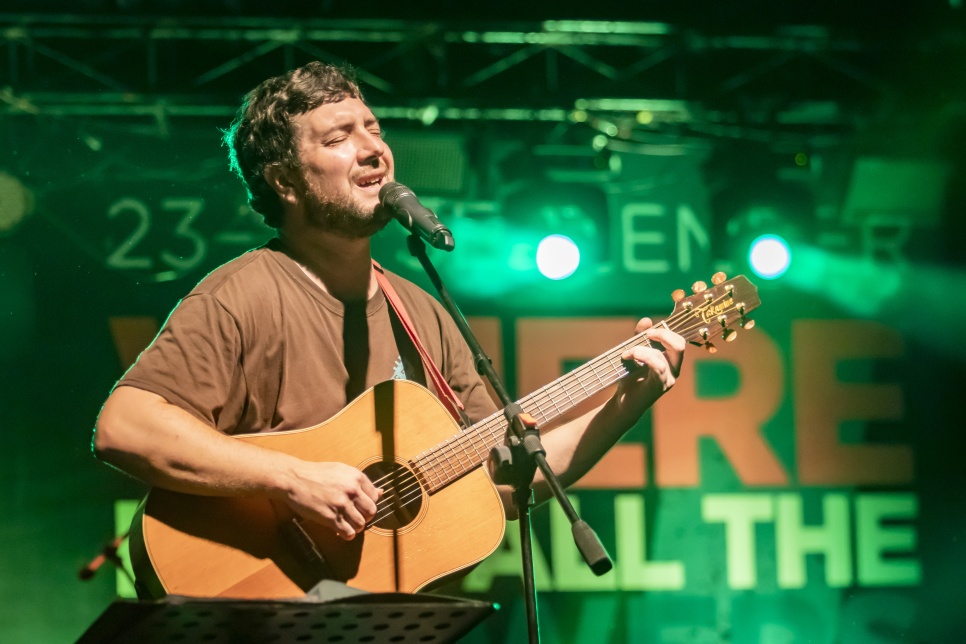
xmin=79 ymin=586 xmax=497 ymax=644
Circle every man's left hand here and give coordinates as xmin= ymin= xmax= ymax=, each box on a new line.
xmin=615 ymin=317 xmax=686 ymax=416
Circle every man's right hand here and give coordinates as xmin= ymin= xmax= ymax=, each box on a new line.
xmin=95 ymin=387 xmax=383 ymax=541
xmin=282 ymin=461 xmax=383 ymax=541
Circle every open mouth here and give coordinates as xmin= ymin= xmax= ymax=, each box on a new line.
xmin=356 ymin=174 xmax=385 ymax=189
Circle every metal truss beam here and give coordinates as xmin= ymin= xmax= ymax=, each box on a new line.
xmin=0 ymin=13 xmax=952 ymax=145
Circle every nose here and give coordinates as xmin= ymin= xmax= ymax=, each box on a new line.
xmin=358 ymin=130 xmax=386 ymax=165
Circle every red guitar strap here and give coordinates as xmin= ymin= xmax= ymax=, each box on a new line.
xmin=372 ymin=261 xmax=466 ymax=425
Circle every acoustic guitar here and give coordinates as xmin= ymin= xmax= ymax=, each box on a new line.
xmin=129 ymin=273 xmax=760 ymax=599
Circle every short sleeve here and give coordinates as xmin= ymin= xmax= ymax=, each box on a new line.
xmin=118 ymin=293 xmax=244 ymax=431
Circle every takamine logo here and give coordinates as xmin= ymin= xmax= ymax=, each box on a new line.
xmin=694 ymin=296 xmax=734 ymax=324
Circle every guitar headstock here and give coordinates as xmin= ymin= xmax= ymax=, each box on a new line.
xmin=668 ymin=272 xmax=761 ymax=353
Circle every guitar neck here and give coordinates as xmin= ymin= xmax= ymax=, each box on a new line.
xmin=412 ymin=331 xmax=652 ymax=493
xmin=517 ymin=332 xmax=648 ymax=425
xmin=410 ymin=274 xmax=760 ymax=494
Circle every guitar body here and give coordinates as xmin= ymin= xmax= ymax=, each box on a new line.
xmin=130 ymin=379 xmax=506 ymax=599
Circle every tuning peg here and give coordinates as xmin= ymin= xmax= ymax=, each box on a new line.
xmin=711 ymin=272 xmax=727 ymax=285
xmin=698 ymin=327 xmax=717 ymax=353
xmin=717 ymin=315 xmax=737 ymax=342
xmin=671 ymin=288 xmax=686 ymax=303
xmin=691 ymin=280 xmax=707 ymax=294
xmin=737 ymin=302 xmax=755 ymax=329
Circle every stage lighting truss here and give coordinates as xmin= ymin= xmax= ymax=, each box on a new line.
xmin=0 ymin=14 xmax=929 ymax=144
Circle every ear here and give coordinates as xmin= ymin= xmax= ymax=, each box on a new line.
xmin=263 ymin=164 xmax=300 ymax=206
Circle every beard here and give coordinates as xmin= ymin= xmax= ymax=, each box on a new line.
xmin=301 ymin=180 xmax=393 ymax=239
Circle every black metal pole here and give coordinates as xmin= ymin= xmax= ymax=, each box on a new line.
xmin=401 ymin=234 xmax=613 ymax=643
xmin=515 ymin=487 xmax=540 ymax=644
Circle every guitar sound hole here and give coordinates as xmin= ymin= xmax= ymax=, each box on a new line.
xmin=362 ymin=461 xmax=424 ymax=530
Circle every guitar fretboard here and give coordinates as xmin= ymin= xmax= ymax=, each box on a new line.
xmin=406 ymin=274 xmax=758 ymax=495
xmin=409 ymin=332 xmax=653 ymax=494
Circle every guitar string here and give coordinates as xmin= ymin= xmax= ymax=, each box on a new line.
xmin=364 ymin=286 xmax=750 ymax=524
xmin=363 ymin=286 xmax=751 ymax=525
xmin=366 ymin=346 xmax=638 ymax=525
xmin=488 ymin=285 xmax=752 ymax=442
xmin=363 ymin=286 xmax=753 ymax=526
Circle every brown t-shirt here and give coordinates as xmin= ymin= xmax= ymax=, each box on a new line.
xmin=119 ymin=239 xmax=498 ymax=434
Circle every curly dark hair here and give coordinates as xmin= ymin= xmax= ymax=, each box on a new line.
xmin=224 ymin=61 xmax=363 ymax=229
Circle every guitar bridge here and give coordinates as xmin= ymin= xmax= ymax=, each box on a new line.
xmin=282 ymin=517 xmax=335 ymax=582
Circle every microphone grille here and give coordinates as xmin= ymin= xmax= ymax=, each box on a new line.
xmin=378 ymin=181 xmax=412 ymax=206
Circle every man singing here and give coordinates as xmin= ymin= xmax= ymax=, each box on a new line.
xmin=93 ymin=61 xmax=684 ymax=590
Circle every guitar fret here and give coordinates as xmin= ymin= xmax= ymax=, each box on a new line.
xmin=610 ymin=354 xmax=628 ymax=380
xmin=524 ymin=384 xmax=560 ymax=425
xmin=471 ymin=434 xmax=487 ymax=467
xmin=449 ymin=441 xmax=465 ymax=477
xmin=416 ymin=450 xmax=440 ymax=493
xmin=593 ymin=360 xmax=609 ymax=388
xmin=475 ymin=422 xmax=494 ymax=458
xmin=424 ymin=448 xmax=448 ymax=492
xmin=413 ymin=452 xmax=438 ymax=493
xmin=544 ymin=384 xmax=564 ymax=416
xmin=564 ymin=377 xmax=584 ymax=404
xmin=457 ymin=434 xmax=476 ymax=471
xmin=430 ymin=450 xmax=449 ymax=487
xmin=557 ymin=378 xmax=578 ymax=411
xmin=573 ymin=368 xmax=599 ymax=399
xmin=480 ymin=418 xmax=503 ymax=454
xmin=440 ymin=447 xmax=460 ymax=485
xmin=447 ymin=445 xmax=466 ymax=483
xmin=410 ymin=460 xmax=432 ymax=493
xmin=593 ymin=352 xmax=621 ymax=387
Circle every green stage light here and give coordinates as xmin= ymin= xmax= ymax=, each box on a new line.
xmin=422 ymin=182 xmax=608 ymax=300
xmin=708 ymin=144 xmax=814 ymax=282
xmin=748 ymin=234 xmax=792 ymax=279
xmin=536 ymin=234 xmax=581 ymax=280
xmin=500 ymin=182 xmax=607 ymax=281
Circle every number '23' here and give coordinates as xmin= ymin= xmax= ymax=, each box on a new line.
xmin=106 ymin=197 xmax=206 ymax=272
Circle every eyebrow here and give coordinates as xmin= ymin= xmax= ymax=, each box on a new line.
xmin=316 ymin=117 xmax=381 ymax=140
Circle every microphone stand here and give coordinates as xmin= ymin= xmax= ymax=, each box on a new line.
xmin=403 ymin=234 xmax=612 ymax=644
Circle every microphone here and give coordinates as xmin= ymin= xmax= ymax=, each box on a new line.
xmin=378 ymin=182 xmax=455 ymax=252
